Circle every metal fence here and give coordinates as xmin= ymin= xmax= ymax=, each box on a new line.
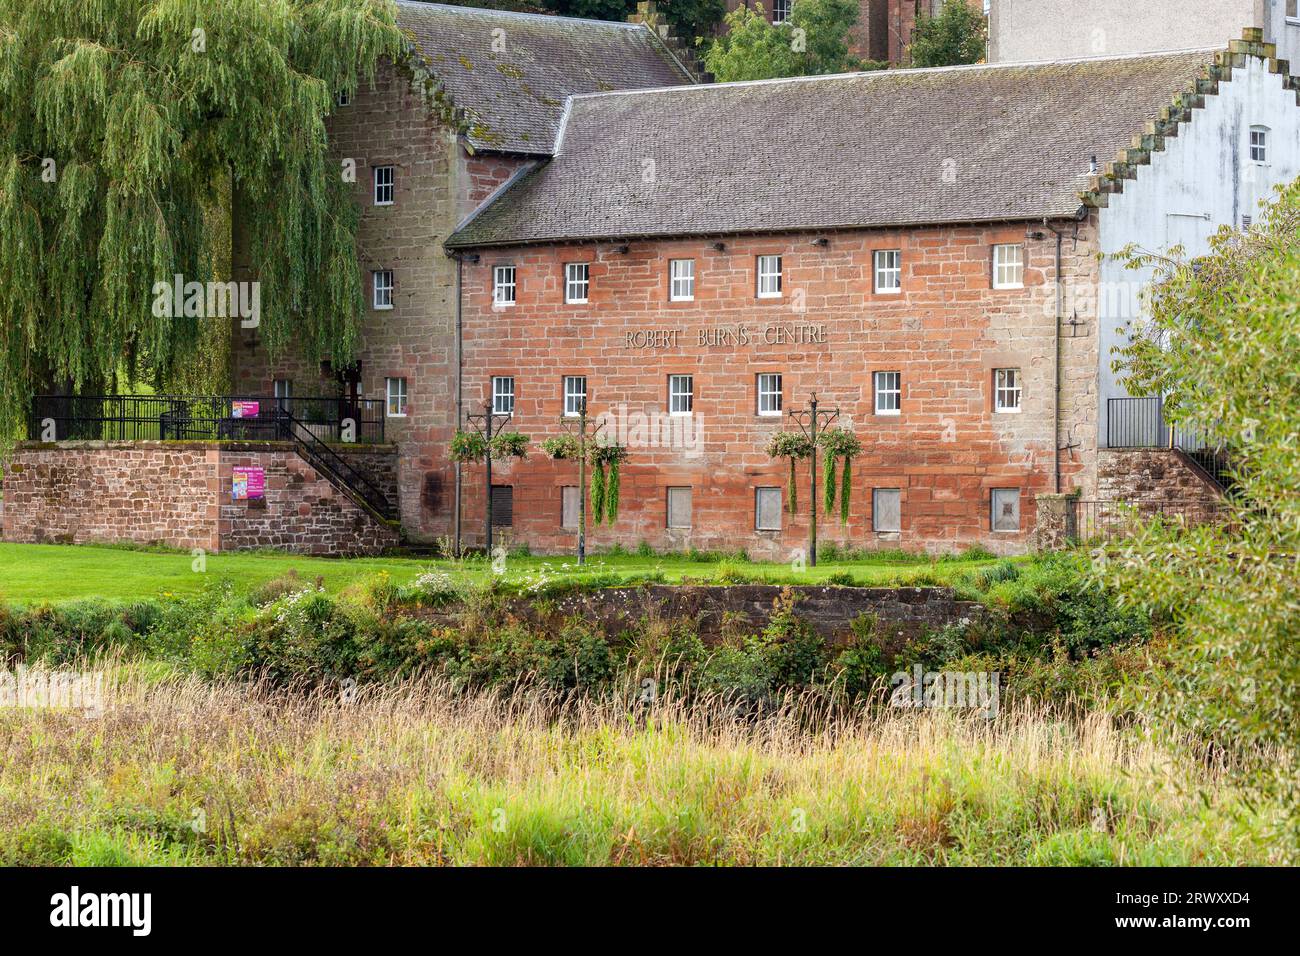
xmin=1106 ymin=396 xmax=1234 ymax=490
xmin=29 ymin=395 xmax=386 ymax=445
xmin=1069 ymin=498 xmax=1226 ymax=544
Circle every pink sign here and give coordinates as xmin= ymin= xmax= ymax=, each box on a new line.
xmin=232 ymin=466 xmax=265 ymax=501
xmin=231 ymin=400 xmax=260 ymax=419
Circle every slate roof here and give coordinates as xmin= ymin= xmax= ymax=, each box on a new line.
xmin=446 ymin=49 xmax=1222 ymax=247
xmin=396 ymin=1 xmax=694 ymax=154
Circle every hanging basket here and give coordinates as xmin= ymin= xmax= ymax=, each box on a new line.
xmin=540 ymin=434 xmax=580 ymax=460
xmin=449 ymin=430 xmax=488 ymax=463
xmin=489 ymin=431 xmax=530 ymax=460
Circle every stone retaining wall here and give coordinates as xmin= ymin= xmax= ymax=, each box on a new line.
xmin=2 ymin=441 xmax=398 ymax=556
xmin=492 ymin=584 xmax=988 ymax=646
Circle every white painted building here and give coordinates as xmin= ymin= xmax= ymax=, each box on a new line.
xmin=989 ymin=0 xmax=1300 ymax=67
xmin=1091 ymin=44 xmax=1300 ymax=448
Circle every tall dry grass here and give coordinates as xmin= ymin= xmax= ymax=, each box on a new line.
xmin=0 ymin=663 xmax=1279 ymax=865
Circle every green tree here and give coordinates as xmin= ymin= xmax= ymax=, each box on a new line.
xmin=0 ymin=0 xmax=409 ymax=436
xmin=1099 ymin=180 xmax=1300 ymax=859
xmin=704 ymin=0 xmax=879 ymax=82
xmin=908 ymin=0 xmax=986 ymax=68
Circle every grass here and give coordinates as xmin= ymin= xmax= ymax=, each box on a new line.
xmin=0 ymin=541 xmax=1006 ymax=605
xmin=0 ymin=664 xmax=1276 ymax=866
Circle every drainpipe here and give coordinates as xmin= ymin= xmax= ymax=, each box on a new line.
xmin=1043 ymin=217 xmax=1065 ymax=494
xmin=453 ymin=253 xmax=463 ymax=556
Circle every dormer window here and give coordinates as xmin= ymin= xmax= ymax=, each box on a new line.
xmin=1249 ymin=126 xmax=1268 ymax=163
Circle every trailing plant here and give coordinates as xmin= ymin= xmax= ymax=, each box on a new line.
xmin=489 ymin=432 xmax=530 ymax=460
xmin=589 ymin=443 xmax=629 ymax=525
xmin=816 ymin=427 xmax=863 ymax=524
xmin=540 ymin=434 xmax=579 ymax=460
xmin=448 ymin=430 xmax=488 ymax=464
xmin=590 ymin=458 xmax=606 ymax=525
xmin=765 ymin=431 xmax=814 ymax=514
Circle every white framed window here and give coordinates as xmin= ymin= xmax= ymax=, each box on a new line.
xmin=666 ymin=486 xmax=692 ymax=529
xmin=772 ymin=0 xmax=792 ymax=24
xmin=493 ymin=265 xmax=516 ymax=306
xmin=991 ymin=488 xmax=1021 ymax=533
xmin=372 ymin=270 xmax=394 ymax=309
xmin=669 ymin=258 xmax=695 ymax=301
xmin=874 ymin=371 xmax=901 ymax=415
xmin=273 ymin=378 xmax=292 ymax=413
xmin=385 ymin=377 xmax=408 ymax=418
xmin=373 ymin=165 xmax=394 ymax=206
xmin=994 ymin=368 xmax=1022 ymax=413
xmin=1289 ymin=0 xmax=1298 ymax=22
xmin=992 ymin=244 xmax=1024 ymax=289
xmin=561 ymin=486 xmax=580 ymax=529
xmin=873 ymin=249 xmax=901 ymax=294
xmin=563 ymin=375 xmax=587 ymax=417
xmin=1249 ymin=126 xmax=1269 ymax=163
xmin=872 ymin=488 xmax=901 ymax=533
xmin=668 ymin=374 xmax=693 ymax=415
xmin=335 ymin=89 xmax=351 ymax=107
xmin=492 ymin=376 xmax=515 ymax=415
xmin=565 ymin=262 xmax=589 ymax=303
xmin=757 ymin=373 xmax=783 ymax=416
xmin=755 ymin=487 xmax=782 ymax=531
xmin=756 ymin=255 xmax=782 ymax=298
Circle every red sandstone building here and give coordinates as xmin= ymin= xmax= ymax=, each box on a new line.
xmin=5 ymin=5 xmax=1294 ymax=557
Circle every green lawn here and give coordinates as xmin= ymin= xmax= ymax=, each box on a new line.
xmin=0 ymin=541 xmax=1004 ymax=604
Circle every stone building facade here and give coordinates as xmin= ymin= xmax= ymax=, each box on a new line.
xmin=229 ymin=3 xmax=697 ymax=543
xmin=453 ymin=219 xmax=1097 ymax=556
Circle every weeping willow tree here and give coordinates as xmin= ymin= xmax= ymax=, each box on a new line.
xmin=0 ymin=0 xmax=410 ymax=436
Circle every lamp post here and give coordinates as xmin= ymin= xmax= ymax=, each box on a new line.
xmin=559 ymin=398 xmax=602 ymax=565
xmin=464 ymin=399 xmax=512 ymax=555
xmin=789 ymin=392 xmax=839 ymax=568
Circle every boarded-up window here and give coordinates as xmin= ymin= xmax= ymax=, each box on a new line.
xmin=561 ymin=486 xmax=579 ymax=529
xmin=755 ymin=487 xmax=782 ymax=531
xmin=667 ymin=487 xmax=692 ymax=529
xmin=873 ymin=488 xmax=901 ymax=533
xmin=491 ymin=485 xmax=513 ymax=527
xmin=991 ymin=488 xmax=1020 ymax=532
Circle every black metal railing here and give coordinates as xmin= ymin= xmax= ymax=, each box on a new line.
xmin=1106 ymin=396 xmax=1235 ymax=492
xmin=29 ymin=395 xmax=386 ymax=445
xmin=277 ymin=412 xmax=395 ymax=521
xmin=1069 ymin=497 xmax=1227 ymax=544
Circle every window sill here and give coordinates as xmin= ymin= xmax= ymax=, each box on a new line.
xmin=492 ymin=300 xmax=516 ymax=308
xmin=995 ymin=408 xmax=1022 ymax=415
xmin=669 ymin=297 xmax=695 ymax=303
xmin=387 ymin=414 xmax=407 ymax=420
xmin=374 ymin=201 xmax=394 ymax=208
xmin=873 ymin=288 xmax=902 ymax=296
xmin=757 ymin=411 xmax=783 ymax=418
xmin=669 ymin=411 xmax=693 ymax=418
xmin=875 ymin=410 xmax=901 ymax=417
xmin=373 ymin=305 xmax=394 ymax=311
xmin=992 ymin=283 xmax=1024 ymax=291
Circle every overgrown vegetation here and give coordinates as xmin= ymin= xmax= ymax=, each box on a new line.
xmin=0 ymin=553 xmax=1152 ymax=712
xmin=0 ymin=666 xmax=1277 ymax=865
xmin=907 ymin=0 xmax=987 ymax=68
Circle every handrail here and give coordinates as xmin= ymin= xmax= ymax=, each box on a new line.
xmin=277 ymin=411 xmax=396 ymax=521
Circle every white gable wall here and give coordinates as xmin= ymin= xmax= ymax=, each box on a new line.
xmin=1096 ymin=55 xmax=1300 ymax=448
